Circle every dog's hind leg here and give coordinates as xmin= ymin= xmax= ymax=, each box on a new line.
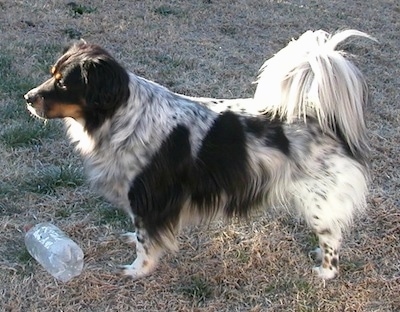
xmin=310 ymin=229 xmax=341 ymax=279
xmin=293 ymin=154 xmax=367 ymax=279
xmin=298 ymin=196 xmax=343 ymax=279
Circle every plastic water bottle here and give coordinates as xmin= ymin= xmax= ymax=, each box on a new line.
xmin=24 ymin=223 xmax=84 ymax=282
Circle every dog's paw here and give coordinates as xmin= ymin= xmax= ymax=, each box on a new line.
xmin=117 ymin=265 xmax=144 ymax=280
xmin=120 ymin=232 xmax=138 ymax=245
xmin=117 ymin=260 xmax=155 ymax=280
xmin=312 ymin=266 xmax=338 ymax=280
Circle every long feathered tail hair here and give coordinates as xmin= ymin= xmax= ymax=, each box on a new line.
xmin=254 ymin=29 xmax=375 ymax=159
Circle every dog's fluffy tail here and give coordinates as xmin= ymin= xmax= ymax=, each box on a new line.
xmin=254 ymin=29 xmax=374 ymax=159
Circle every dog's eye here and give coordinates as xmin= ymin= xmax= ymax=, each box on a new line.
xmin=56 ymin=79 xmax=67 ymax=90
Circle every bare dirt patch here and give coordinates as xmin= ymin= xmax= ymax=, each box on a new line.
xmin=0 ymin=0 xmax=399 ymax=311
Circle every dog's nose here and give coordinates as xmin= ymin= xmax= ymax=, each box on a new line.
xmin=24 ymin=92 xmax=38 ymax=104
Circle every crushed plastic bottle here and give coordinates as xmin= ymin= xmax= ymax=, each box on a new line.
xmin=24 ymin=222 xmax=84 ymax=282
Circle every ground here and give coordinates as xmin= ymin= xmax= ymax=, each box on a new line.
xmin=0 ymin=0 xmax=399 ymax=311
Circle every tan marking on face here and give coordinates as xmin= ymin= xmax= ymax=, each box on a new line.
xmin=46 ymin=102 xmax=84 ymax=119
xmin=51 ymin=66 xmax=56 ymax=75
xmin=55 ymin=72 xmax=63 ymax=80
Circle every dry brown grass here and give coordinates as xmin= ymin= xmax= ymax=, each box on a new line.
xmin=0 ymin=0 xmax=399 ymax=311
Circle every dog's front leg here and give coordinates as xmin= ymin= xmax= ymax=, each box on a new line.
xmin=119 ymin=229 xmax=164 ymax=279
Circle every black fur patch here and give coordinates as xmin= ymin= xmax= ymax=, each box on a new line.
xmin=128 ymin=125 xmax=192 ymax=243
xmin=245 ymin=116 xmax=290 ymax=155
xmin=333 ymin=120 xmax=359 ymax=160
xmin=191 ymin=112 xmax=255 ymax=217
xmin=78 ymin=45 xmax=130 ymax=132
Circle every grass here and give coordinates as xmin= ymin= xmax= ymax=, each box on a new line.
xmin=67 ymin=2 xmax=97 ymax=17
xmin=181 ymin=276 xmax=213 ymax=304
xmin=25 ymin=165 xmax=85 ymax=195
xmin=97 ymin=207 xmax=130 ymax=227
xmin=0 ymin=0 xmax=399 ymax=311
xmin=64 ymin=28 xmax=83 ymax=40
xmin=0 ymin=54 xmax=35 ymax=96
xmin=17 ymin=249 xmax=33 ymax=264
xmin=153 ymin=5 xmax=183 ymax=17
xmin=0 ymin=120 xmax=60 ymax=147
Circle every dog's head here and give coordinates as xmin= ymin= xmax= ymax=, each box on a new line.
xmin=24 ymin=42 xmax=130 ymax=131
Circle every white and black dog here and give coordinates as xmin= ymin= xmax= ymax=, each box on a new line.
xmin=25 ymin=30 xmax=372 ymax=280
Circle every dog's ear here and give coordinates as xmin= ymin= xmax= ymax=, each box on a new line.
xmin=82 ymin=57 xmax=129 ymax=111
xmin=81 ymin=53 xmax=130 ymax=113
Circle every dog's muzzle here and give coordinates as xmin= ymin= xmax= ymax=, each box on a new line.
xmin=24 ymin=90 xmax=46 ymax=118
xmin=24 ymin=91 xmax=39 ymax=105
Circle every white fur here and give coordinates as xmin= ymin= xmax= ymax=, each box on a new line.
xmin=254 ymin=30 xmax=374 ymax=157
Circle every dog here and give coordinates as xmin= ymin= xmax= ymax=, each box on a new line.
xmin=24 ymin=29 xmax=372 ymax=280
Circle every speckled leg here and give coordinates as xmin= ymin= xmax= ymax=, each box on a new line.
xmin=312 ymin=232 xmax=340 ymax=279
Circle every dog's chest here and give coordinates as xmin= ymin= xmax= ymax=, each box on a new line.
xmin=66 ymin=119 xmax=147 ymax=209
xmin=84 ymin=147 xmax=147 ymax=209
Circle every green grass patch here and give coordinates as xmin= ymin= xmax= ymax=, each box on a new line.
xmin=64 ymin=27 xmax=83 ymax=39
xmin=55 ymin=208 xmax=72 ymax=219
xmin=67 ymin=2 xmax=96 ymax=17
xmin=154 ymin=53 xmax=196 ymax=71
xmin=308 ymin=232 xmax=319 ymax=247
xmin=181 ymin=276 xmax=213 ymax=304
xmin=219 ymin=24 xmax=237 ymax=36
xmin=98 ymin=207 xmax=129 ymax=227
xmin=17 ymin=248 xmax=33 ymax=264
xmin=0 ymin=181 xmax=16 ymax=197
xmin=26 ymin=165 xmax=85 ymax=195
xmin=293 ymin=279 xmax=313 ymax=293
xmin=235 ymin=249 xmax=250 ymax=263
xmin=0 ymin=120 xmax=61 ymax=148
xmin=154 ymin=5 xmax=184 ymax=17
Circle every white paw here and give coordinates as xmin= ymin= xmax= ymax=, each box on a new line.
xmin=118 ymin=258 xmax=156 ymax=280
xmin=120 ymin=232 xmax=138 ymax=245
xmin=312 ymin=266 xmax=337 ymax=280
xmin=118 ymin=265 xmax=148 ymax=280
